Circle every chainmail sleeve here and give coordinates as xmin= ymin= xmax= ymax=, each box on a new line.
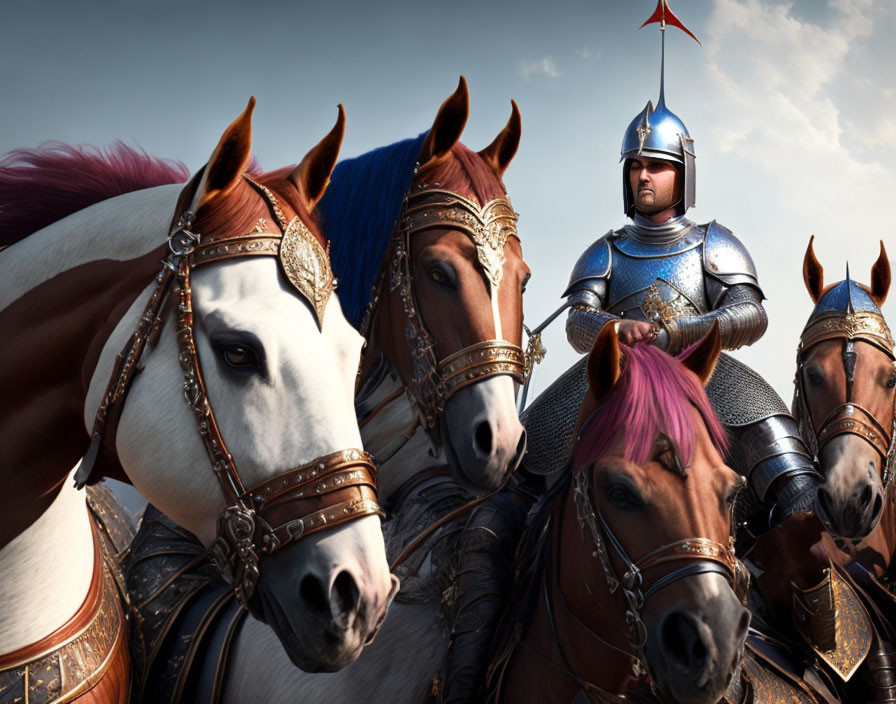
xmin=565 ymin=287 xmax=619 ymax=354
xmin=663 ymin=284 xmax=767 ymax=355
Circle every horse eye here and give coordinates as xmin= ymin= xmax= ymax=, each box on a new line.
xmin=805 ymin=366 xmax=824 ymax=386
xmin=605 ymin=483 xmax=641 ymax=509
xmin=428 ymin=266 xmax=452 ymax=287
xmin=887 ymin=375 xmax=896 ymax=389
xmin=221 ymin=344 xmax=257 ymax=368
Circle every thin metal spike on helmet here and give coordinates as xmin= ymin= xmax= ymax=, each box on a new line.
xmin=845 ymin=264 xmax=856 ymax=314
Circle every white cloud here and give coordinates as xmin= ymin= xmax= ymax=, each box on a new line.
xmin=703 ymin=0 xmax=888 ymax=232
xmin=576 ymin=47 xmax=593 ymax=59
xmin=695 ymin=0 xmax=896 ymax=398
xmin=519 ymin=56 xmax=560 ymax=79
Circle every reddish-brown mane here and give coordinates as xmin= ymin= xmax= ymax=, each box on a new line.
xmin=0 ymin=142 xmax=191 ymax=248
xmin=414 ymin=143 xmax=507 ymax=205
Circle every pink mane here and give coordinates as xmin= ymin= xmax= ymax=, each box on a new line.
xmin=0 ymin=141 xmax=191 ymax=247
xmin=572 ymin=342 xmax=727 ymax=470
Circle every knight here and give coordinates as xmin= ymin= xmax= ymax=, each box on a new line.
xmin=563 ymin=5 xmax=820 ymax=527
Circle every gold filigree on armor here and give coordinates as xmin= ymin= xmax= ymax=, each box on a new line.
xmin=741 ymin=651 xmax=817 ymax=704
xmin=792 ymin=566 xmax=873 ymax=681
xmin=279 ymin=216 xmax=336 ymax=328
xmin=640 ymin=281 xmax=694 ymax=326
xmin=800 ymin=310 xmax=895 ymax=357
xmin=0 ymin=523 xmax=127 ymax=704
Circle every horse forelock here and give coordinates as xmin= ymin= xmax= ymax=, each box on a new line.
xmin=0 ymin=141 xmax=191 ymax=248
xmin=572 ymin=343 xmax=727 ymax=471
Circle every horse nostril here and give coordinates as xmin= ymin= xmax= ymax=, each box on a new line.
xmin=474 ymin=420 xmax=493 ymax=456
xmin=300 ymin=574 xmax=328 ymax=615
xmin=861 ymin=484 xmax=872 ymax=505
xmin=331 ymin=570 xmax=361 ymax=624
xmin=661 ymin=612 xmax=708 ymax=671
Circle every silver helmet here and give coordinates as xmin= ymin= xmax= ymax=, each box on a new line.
xmin=621 ymin=94 xmax=695 ymax=217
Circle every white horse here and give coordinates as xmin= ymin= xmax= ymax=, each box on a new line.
xmin=220 ymin=78 xmax=528 ymax=703
xmin=0 ymin=100 xmax=396 ymax=703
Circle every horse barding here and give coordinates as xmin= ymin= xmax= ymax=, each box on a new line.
xmin=747 ymin=238 xmax=896 ymax=702
xmin=0 ymin=99 xmax=396 ymax=703
xmin=188 ymin=76 xmax=535 ymax=704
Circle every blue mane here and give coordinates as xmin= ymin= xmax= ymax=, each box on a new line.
xmin=317 ymin=133 xmax=427 ymax=328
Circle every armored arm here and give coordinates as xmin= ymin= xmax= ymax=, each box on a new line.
xmin=564 ymin=234 xmax=619 ymax=354
xmin=661 ymin=284 xmax=768 ymax=355
xmin=566 ymin=288 xmax=619 ymax=354
xmin=660 ymin=222 xmax=768 ymax=355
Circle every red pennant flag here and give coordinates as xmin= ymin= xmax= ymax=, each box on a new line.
xmin=640 ymin=0 xmax=701 ymax=45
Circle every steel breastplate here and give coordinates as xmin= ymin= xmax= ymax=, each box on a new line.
xmin=605 ymin=228 xmax=708 ymax=319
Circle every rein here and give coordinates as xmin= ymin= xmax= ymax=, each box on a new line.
xmin=75 ymin=175 xmax=383 ymax=607
xmin=794 ymin=309 xmax=896 ymax=491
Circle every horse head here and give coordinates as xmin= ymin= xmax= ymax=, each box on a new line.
xmin=797 ymin=236 xmax=895 ymax=540
xmin=333 ymin=77 xmax=528 ymax=494
xmin=568 ymin=323 xmax=749 ymax=704
xmin=90 ymin=100 xmax=397 ymax=671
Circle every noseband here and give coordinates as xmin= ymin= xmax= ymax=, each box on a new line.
xmin=76 ymin=175 xmax=382 ymax=607
xmin=794 ymin=310 xmax=896 ymax=489
xmin=361 ymin=185 xmax=528 ymax=434
xmin=572 ymin=462 xmax=749 ymax=666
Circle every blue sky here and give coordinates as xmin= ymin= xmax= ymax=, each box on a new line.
xmin=3 ymin=0 xmax=894 ymax=402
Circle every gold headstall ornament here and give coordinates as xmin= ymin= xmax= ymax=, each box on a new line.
xmin=386 ymin=185 xmax=527 ymax=433
xmin=799 ymin=310 xmax=895 ymax=358
xmin=78 ymin=173 xmax=381 ymax=608
xmin=794 ymin=308 xmax=896 ymax=491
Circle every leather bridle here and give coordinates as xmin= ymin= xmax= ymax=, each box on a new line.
xmin=794 ymin=310 xmax=896 ymax=491
xmin=570 ymin=432 xmax=749 ymax=672
xmin=360 ymin=184 xmax=528 ymax=435
xmin=75 ymin=175 xmax=383 ymax=607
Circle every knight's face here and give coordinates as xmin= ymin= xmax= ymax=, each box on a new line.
xmin=629 ymin=156 xmax=681 ymax=215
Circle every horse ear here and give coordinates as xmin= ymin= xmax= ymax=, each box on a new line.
xmin=803 ymin=235 xmax=824 ymax=303
xmin=477 ymin=100 xmax=521 ymax=179
xmin=870 ymin=240 xmax=890 ymax=306
xmin=288 ymin=104 xmax=346 ymax=211
xmin=587 ymin=323 xmax=622 ymax=399
xmin=418 ymin=76 xmax=469 ymax=167
xmin=195 ymin=97 xmax=255 ymax=209
xmin=678 ymin=321 xmax=721 ymax=385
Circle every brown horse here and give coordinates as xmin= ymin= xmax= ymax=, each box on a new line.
xmin=319 ymin=76 xmax=529 ymax=499
xmin=490 ymin=323 xmax=750 ymax=704
xmin=796 ymin=237 xmax=895 ymax=545
xmin=749 ymin=239 xmax=895 ymax=700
